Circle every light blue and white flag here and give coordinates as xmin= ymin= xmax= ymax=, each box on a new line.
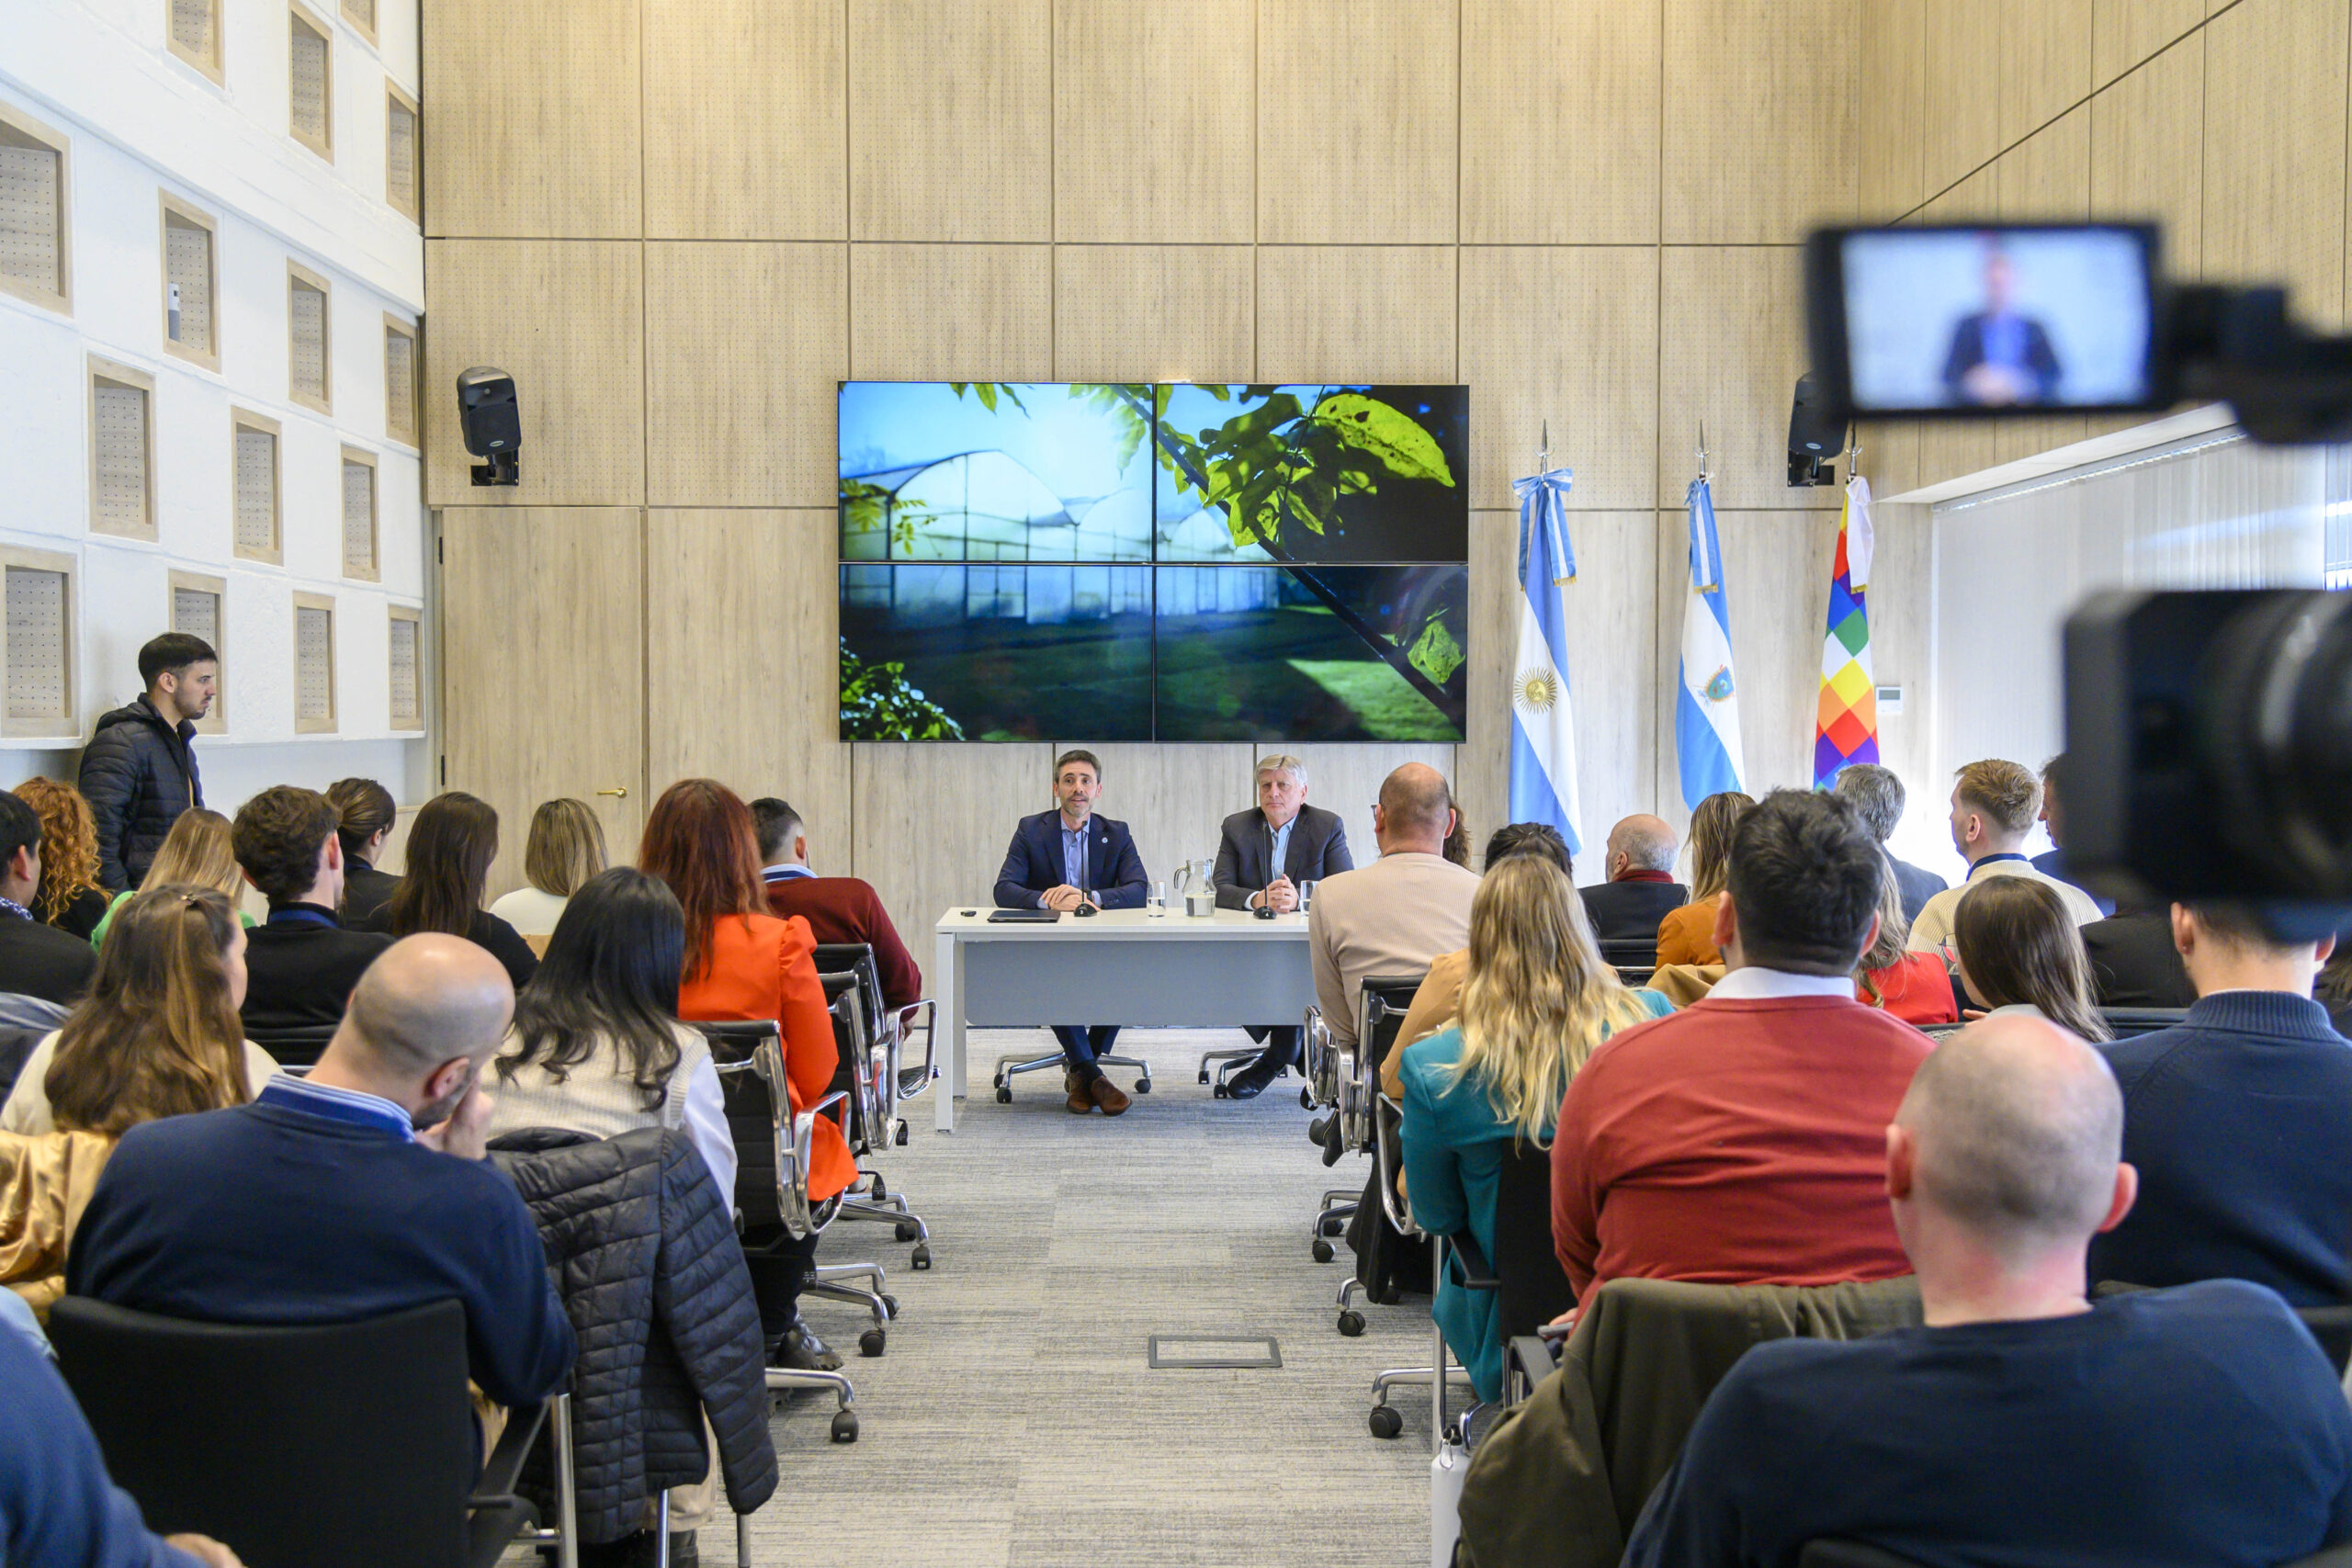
xmin=1676 ymin=475 xmax=1748 ymax=809
xmin=1509 ymin=466 xmax=1582 ymax=855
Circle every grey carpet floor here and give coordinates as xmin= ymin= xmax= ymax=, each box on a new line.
xmin=733 ymin=1027 xmax=1437 ymax=1567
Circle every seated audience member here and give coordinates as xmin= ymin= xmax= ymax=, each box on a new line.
xmin=3 ymin=888 xmax=275 ymax=1135
xmin=1209 ymin=756 xmax=1353 ymax=1099
xmin=0 ymin=1324 xmax=246 ymax=1567
xmin=1577 ymin=815 xmax=1684 ymax=943
xmin=1398 ymin=857 xmax=1669 ymax=1405
xmin=324 ymin=778 xmax=401 ymax=927
xmin=1854 ymin=851 xmax=1959 ymax=1027
xmin=232 ymin=787 xmax=392 ymax=1037
xmin=1442 ymin=813 xmax=1472 ymax=868
xmin=752 ymin=797 xmax=922 ymax=1011
xmin=488 ymin=797 xmax=605 ymax=939
xmin=1950 ymin=876 xmax=2110 ymax=1039
xmin=0 ymin=792 xmax=96 ymax=1006
xmin=1832 ymin=761 xmax=1948 ymax=923
xmin=15 ymin=780 xmax=112 ymax=942
xmin=2088 ymin=904 xmax=2352 ymax=1305
xmin=2030 ymin=752 xmax=2115 ymax=916
xmin=2079 ymin=900 xmax=2196 ymax=1009
xmin=1310 ymin=763 xmax=1479 ymax=1056
xmin=991 ymin=750 xmax=1148 ymax=1114
xmin=86 ymin=809 xmax=250 ymax=953
xmin=1623 ymin=1015 xmax=2352 ymax=1568
xmin=362 ymin=792 xmax=537 ymax=990
xmin=1384 ymin=822 xmax=1573 ymax=1097
xmin=1553 ymin=790 xmax=1933 ymax=1299
xmin=640 ymin=779 xmax=850 ymax=1371
xmin=1654 ymin=792 xmax=1751 ymax=966
xmin=486 ymin=867 xmax=733 ymax=1199
xmin=67 ymin=935 xmax=576 ymax=1412
xmin=1908 ymin=759 xmax=2103 ymax=953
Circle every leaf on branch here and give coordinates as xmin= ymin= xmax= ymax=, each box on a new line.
xmin=975 ymin=383 xmax=998 ymax=412
xmin=1308 ymin=393 xmax=1456 ymax=487
xmin=1407 ymin=614 xmax=1466 ymax=684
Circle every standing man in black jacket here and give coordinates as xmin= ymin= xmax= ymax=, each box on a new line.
xmin=1211 ymin=754 xmax=1353 ymax=1099
xmin=77 ymin=633 xmax=216 ymax=891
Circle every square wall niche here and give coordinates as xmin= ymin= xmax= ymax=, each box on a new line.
xmin=169 ymin=0 xmax=225 ymax=84
xmin=288 ymin=261 xmax=331 ymax=413
xmin=384 ymin=315 xmax=419 ymax=446
xmin=388 ymin=604 xmax=422 ymax=729
xmin=89 ymin=355 xmax=156 ymax=539
xmin=1 ymin=547 xmax=75 ymax=739
xmin=161 ymin=194 xmax=220 ymax=369
xmin=288 ymin=2 xmax=334 ymax=161
xmin=293 ymin=591 xmax=336 ymax=732
xmin=169 ymin=569 xmax=227 ymax=733
xmin=385 ymin=84 xmax=419 ymax=222
xmin=341 ymin=445 xmax=379 ymax=580
xmin=0 ymin=101 xmax=70 ymax=314
xmin=232 ymin=409 xmax=283 ymax=562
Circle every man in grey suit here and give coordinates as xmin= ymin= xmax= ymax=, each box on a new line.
xmin=1833 ymin=762 xmax=1949 ymax=925
xmin=1211 ymin=755 xmax=1354 ymax=1100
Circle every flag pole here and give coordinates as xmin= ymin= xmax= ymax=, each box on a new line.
xmin=1696 ymin=421 xmax=1711 ymax=485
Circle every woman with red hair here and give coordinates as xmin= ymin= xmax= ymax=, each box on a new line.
xmin=639 ymin=777 xmax=849 ymax=1372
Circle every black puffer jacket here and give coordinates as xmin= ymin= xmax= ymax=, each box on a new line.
xmin=76 ymin=697 xmax=203 ymax=891
xmin=490 ymin=1127 xmax=776 ymax=1543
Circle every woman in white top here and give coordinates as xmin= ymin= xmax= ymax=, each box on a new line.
xmin=1 ymin=886 xmax=276 ymax=1136
xmin=484 ymin=866 xmax=734 ymax=1198
xmin=487 ymin=797 xmax=607 ymax=939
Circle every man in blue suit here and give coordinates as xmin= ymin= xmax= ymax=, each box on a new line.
xmin=993 ymin=750 xmax=1149 ymax=1115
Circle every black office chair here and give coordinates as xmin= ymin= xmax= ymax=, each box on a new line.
xmin=49 ymin=1296 xmax=545 ymax=1568
xmin=1309 ymin=974 xmax=1426 ymax=1264
xmin=2099 ymin=1006 xmax=2191 ymax=1038
xmin=245 ymin=1021 xmax=340 ymax=1069
xmin=812 ymin=946 xmax=933 ymax=1269
xmin=1445 ymin=1140 xmax=1577 ymax=1408
xmin=1598 ymin=936 xmax=1658 ymax=973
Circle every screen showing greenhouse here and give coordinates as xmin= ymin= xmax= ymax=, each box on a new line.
xmin=838 ymin=382 xmax=1468 ymax=742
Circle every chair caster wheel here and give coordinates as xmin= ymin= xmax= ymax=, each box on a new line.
xmin=895 ymin=1220 xmax=921 ymax=1242
xmin=1338 ymin=1309 xmax=1365 ymax=1337
xmin=1311 ymin=1238 xmax=1335 ymax=1264
xmin=1368 ymin=1404 xmax=1403 ymax=1439
xmin=910 ymin=1243 xmax=932 ymax=1269
xmin=1197 ymin=1069 xmax=1210 ymax=1084
xmin=831 ymin=1410 xmax=859 ymax=1443
xmin=995 ymin=1087 xmax=1012 ymax=1104
xmin=869 ymin=1175 xmax=888 ymax=1201
xmin=880 ymin=1293 xmax=899 ymax=1318
xmin=1299 ymin=1088 xmax=1315 ymax=1110
xmin=859 ymin=1328 xmax=887 ymax=1358
xmin=1213 ymin=1083 xmax=1228 ymax=1099
xmin=893 ymin=1121 xmax=909 ymax=1146
xmin=1135 ymin=1078 xmax=1151 ymax=1094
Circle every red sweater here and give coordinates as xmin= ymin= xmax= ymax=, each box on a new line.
xmin=1551 ymin=996 xmax=1934 ymax=1300
xmin=763 ymin=874 xmax=923 ymax=1010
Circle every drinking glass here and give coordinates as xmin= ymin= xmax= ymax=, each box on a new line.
xmin=1146 ymin=881 xmax=1167 ymax=918
xmin=1296 ymin=880 xmax=1316 ymax=916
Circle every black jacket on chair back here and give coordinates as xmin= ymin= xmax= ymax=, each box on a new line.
xmin=1578 ymin=879 xmax=1689 ymax=944
xmin=1212 ymin=803 xmax=1353 ymax=909
xmin=75 ymin=696 xmax=203 ymax=892
xmin=489 ymin=1126 xmax=776 ymax=1545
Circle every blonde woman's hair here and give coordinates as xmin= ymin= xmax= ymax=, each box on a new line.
xmin=1445 ymin=856 xmax=1655 ymax=1143
xmin=1855 ymin=847 xmax=1911 ymax=1004
xmin=524 ymin=798 xmax=607 ymax=897
xmin=137 ymin=808 xmax=243 ymax=899
xmin=1684 ymin=790 xmax=1756 ymax=902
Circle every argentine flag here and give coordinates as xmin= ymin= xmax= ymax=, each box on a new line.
xmin=1508 ymin=467 xmax=1582 ymax=855
xmin=1676 ymin=475 xmax=1747 ymax=809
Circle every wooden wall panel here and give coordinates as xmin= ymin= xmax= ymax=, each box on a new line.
xmin=644 ymin=510 xmax=851 ymax=874
xmin=1458 ymin=246 xmax=1657 ymax=512
xmin=422 ymin=241 xmax=643 ymax=507
xmin=2091 ymin=0 xmax=2204 ymax=88
xmin=1264 ymin=744 xmax=1457 ymax=874
xmin=2000 ymin=0 xmax=2092 ymax=145
xmin=1052 ymin=0 xmax=1253 ymax=243
xmin=1858 ymin=0 xmax=1927 ymax=220
xmin=1657 ymin=247 xmax=1836 ymax=511
xmin=441 ymin=508 xmax=645 ymax=901
xmin=1257 ymin=0 xmax=1458 ymax=244
xmin=1662 ymin=0 xmax=1857 ymax=243
xmin=1052 ymin=246 xmax=1252 ymax=383
xmin=420 ymin=0 xmax=639 ymax=238
xmin=1048 ymin=743 xmax=1256 ymax=891
xmin=1923 ymin=2 xmax=2002 ymax=199
xmin=1996 ymin=104 xmax=2089 ymax=221
xmin=851 ymin=742 xmax=1054 ymax=948
xmin=1856 ymin=423 xmax=1920 ymax=499
xmin=848 ymin=0 xmax=1053 ymax=242
xmin=2202 ymin=0 xmax=2347 ymax=329
xmin=642 ymin=0 xmax=844 ymax=240
xmin=848 ymin=244 xmax=1054 ymax=380
xmin=1461 ymin=0 xmax=1661 ymax=244
xmin=645 ymin=243 xmax=846 ymax=508
xmin=1256 ymin=247 xmax=1457 ymax=384
xmin=2089 ymin=34 xmax=2202 ymax=279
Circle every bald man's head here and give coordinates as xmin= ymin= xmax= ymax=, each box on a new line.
xmin=1377 ymin=763 xmax=1453 ymax=840
xmin=1608 ymin=815 xmax=1678 ymax=874
xmin=341 ymin=934 xmax=515 ymax=1084
xmin=1894 ymin=1014 xmax=2124 ymax=1256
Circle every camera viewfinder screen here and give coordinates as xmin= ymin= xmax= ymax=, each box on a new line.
xmin=1838 ymin=227 xmax=2156 ymax=413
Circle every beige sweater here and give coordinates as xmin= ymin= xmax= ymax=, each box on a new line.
xmin=1308 ymin=850 xmax=1480 ymax=1047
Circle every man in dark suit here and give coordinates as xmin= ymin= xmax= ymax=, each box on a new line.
xmin=2030 ymin=754 xmax=2116 ymax=917
xmin=232 ymin=786 xmax=393 ymax=1052
xmin=992 ymin=750 xmax=1148 ymax=1116
xmin=1578 ymin=815 xmax=1686 ymax=947
xmin=1940 ymin=243 xmax=2061 ymax=406
xmin=0 ymin=792 xmax=96 ymax=1005
xmin=1832 ymin=762 xmax=1949 ymax=924
xmin=752 ymin=796 xmax=922 ymax=1010
xmin=2082 ymin=907 xmax=2195 ymax=1009
xmin=1210 ymin=754 xmax=1354 ymax=1100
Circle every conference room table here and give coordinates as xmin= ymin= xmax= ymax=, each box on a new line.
xmin=930 ymin=906 xmax=1317 ymax=1132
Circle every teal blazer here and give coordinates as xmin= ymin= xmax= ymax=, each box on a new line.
xmin=1396 ymin=989 xmax=1674 ymax=1404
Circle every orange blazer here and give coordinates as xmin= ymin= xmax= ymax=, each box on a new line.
xmin=1654 ymin=895 xmax=1723 ymax=967
xmin=678 ymin=911 xmax=854 ymax=1201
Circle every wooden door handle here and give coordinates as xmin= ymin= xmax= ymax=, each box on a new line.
xmin=596 ymin=786 xmax=628 ymax=798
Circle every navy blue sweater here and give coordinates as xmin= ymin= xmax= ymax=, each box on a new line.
xmin=0 ymin=1327 xmax=207 ymax=1568
xmin=2091 ymin=991 xmax=2352 ymax=1306
xmin=66 ymin=1100 xmax=575 ymax=1410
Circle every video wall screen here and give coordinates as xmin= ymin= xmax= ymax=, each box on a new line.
xmin=838 ymin=382 xmax=1468 ymax=743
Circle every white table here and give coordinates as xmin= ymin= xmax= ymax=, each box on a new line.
xmin=930 ymin=906 xmax=1317 ymax=1131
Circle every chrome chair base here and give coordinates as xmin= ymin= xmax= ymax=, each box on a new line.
xmin=765 ymin=1365 xmax=861 ymax=1443
xmin=991 ymin=1048 xmax=1154 ymax=1102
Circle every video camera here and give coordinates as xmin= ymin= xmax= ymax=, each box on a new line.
xmin=1804 ymin=222 xmax=2352 ymax=925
